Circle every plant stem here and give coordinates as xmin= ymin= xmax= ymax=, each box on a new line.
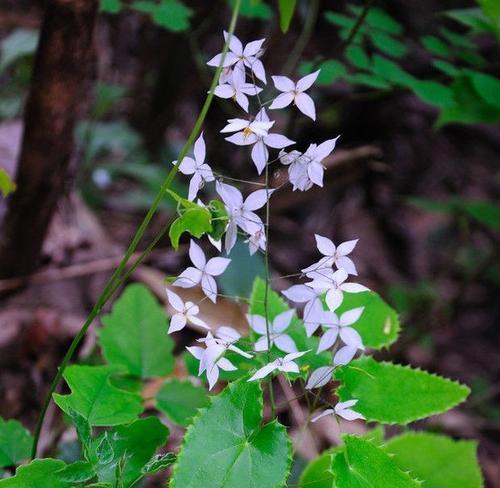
xmin=341 ymin=0 xmax=375 ymax=50
xmin=30 ymin=0 xmax=242 ymax=459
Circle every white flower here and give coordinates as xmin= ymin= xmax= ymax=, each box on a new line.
xmin=165 ymin=289 xmax=209 ymax=333
xmin=317 ymin=307 xmax=365 ymax=353
xmin=311 ymin=400 xmax=365 ymax=422
xmin=173 ymin=240 xmax=231 ymax=302
xmin=242 ymin=108 xmax=295 ymax=174
xmin=216 ymin=181 xmax=273 ymax=253
xmin=269 ymin=70 xmax=320 ymax=120
xmin=207 ymin=31 xmax=267 ymax=84
xmin=245 ymin=227 xmax=266 ymax=255
xmin=279 ymin=149 xmax=312 ymax=191
xmin=214 ymin=70 xmax=262 ymax=112
xmin=305 ymin=366 xmax=335 ymax=389
xmin=173 ymin=133 xmax=214 ymax=201
xmin=247 ymin=310 xmax=297 ymax=353
xmin=248 ymin=351 xmax=309 ymax=381
xmin=187 ymin=343 xmax=237 ymax=391
xmin=202 ymin=325 xmax=253 ymax=360
xmin=306 ymin=268 xmax=369 ymax=311
xmin=282 ymin=284 xmax=323 ymax=331
xmin=302 ymin=234 xmax=358 ymax=276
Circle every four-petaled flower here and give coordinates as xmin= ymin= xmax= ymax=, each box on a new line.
xmin=248 ymin=351 xmax=309 ymax=381
xmin=302 ymin=234 xmax=358 ymax=276
xmin=214 ymin=70 xmax=262 ymax=112
xmin=269 ymin=70 xmax=320 ymax=120
xmin=207 ymin=31 xmax=267 ymax=84
xmin=247 ymin=309 xmax=297 ymax=353
xmin=306 ymin=268 xmax=369 ymax=312
xmin=311 ymin=400 xmax=365 ymax=422
xmin=174 ymin=240 xmax=231 ymax=302
xmin=282 ymin=284 xmax=323 ymax=326
xmin=316 ymin=307 xmax=365 ymax=353
xmin=174 ymin=133 xmax=214 ymax=201
xmin=165 ymin=289 xmax=209 ymax=333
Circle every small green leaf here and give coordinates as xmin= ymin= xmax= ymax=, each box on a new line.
xmin=344 ymin=73 xmax=391 ymax=89
xmin=170 ymin=207 xmax=213 ymax=249
xmin=67 ymin=408 xmax=91 ymax=450
xmin=333 ymin=435 xmax=420 ymax=487
xmin=335 ymin=291 xmax=400 ymax=350
xmin=229 ymin=0 xmax=272 ymax=19
xmin=445 ymin=8 xmax=496 ymax=34
xmin=141 ymin=452 xmax=177 ymax=475
xmin=384 ymin=432 xmax=483 ymax=488
xmin=335 ymin=356 xmax=470 ymax=424
xmin=408 ymin=80 xmax=455 ymax=108
xmin=349 ymin=5 xmax=403 ymax=35
xmin=132 ymin=0 xmax=193 ymax=32
xmin=0 ymin=169 xmax=16 ymax=198
xmin=468 ymin=71 xmax=500 ymax=108
xmin=55 ymin=461 xmax=96 ymax=483
xmin=432 ymin=60 xmax=460 ymax=77
xmin=279 ymin=0 xmax=296 ymax=33
xmin=0 ymin=459 xmax=70 ymax=488
xmin=155 ymin=379 xmax=209 ymax=427
xmin=207 ymin=200 xmax=228 ymax=241
xmin=324 ymin=11 xmax=357 ymax=30
xmin=53 ymin=365 xmax=144 ymax=426
xmin=345 ymin=45 xmax=371 ymax=70
xmin=0 ymin=418 xmax=33 ymax=468
xmin=171 ymin=381 xmax=292 ymax=488
xmin=420 ymin=35 xmax=451 ymax=57
xmin=0 ymin=29 xmax=38 ymax=72
xmin=439 ymin=27 xmax=474 ymax=49
xmin=89 ymin=417 xmax=169 ymax=488
xmin=370 ymin=31 xmax=408 ymax=58
xmin=371 ymin=55 xmax=416 ymax=86
xmin=99 ymin=283 xmax=175 ymax=378
xmin=316 ymin=60 xmax=347 ymax=84
xmin=100 ymin=0 xmax=122 ymax=13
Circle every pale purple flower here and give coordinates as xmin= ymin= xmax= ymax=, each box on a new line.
xmin=247 ymin=310 xmax=297 ymax=353
xmin=305 ymin=365 xmax=335 ymax=389
xmin=306 ymin=268 xmax=369 ymax=312
xmin=245 ymin=226 xmax=266 ymax=255
xmin=173 ymin=240 xmax=231 ymax=302
xmin=216 ymin=181 xmax=273 ymax=253
xmin=279 ymin=149 xmax=312 ymax=191
xmin=317 ymin=307 xmax=365 ymax=353
xmin=214 ymin=70 xmax=262 ymax=112
xmin=165 ymin=289 xmax=209 ymax=333
xmin=173 ymin=133 xmax=214 ymax=201
xmin=248 ymin=351 xmax=309 ymax=381
xmin=269 ymin=70 xmax=320 ymax=120
xmin=281 ymin=284 xmax=323 ymax=330
xmin=311 ymin=400 xmax=365 ymax=422
xmin=302 ymin=234 xmax=358 ymax=276
xmin=207 ymin=31 xmax=267 ymax=84
xmin=198 ymin=326 xmax=253 ymax=360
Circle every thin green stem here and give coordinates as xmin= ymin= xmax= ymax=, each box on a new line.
xmin=31 ymin=0 xmax=242 ymax=459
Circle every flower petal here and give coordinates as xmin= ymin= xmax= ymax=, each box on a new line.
xmin=279 ymin=361 xmax=300 ymax=374
xmin=264 ymin=133 xmax=295 ymax=149
xmin=168 ymin=313 xmax=187 ymax=333
xmin=341 ymin=283 xmax=369 ymax=293
xmin=311 ymin=409 xmax=334 ymax=422
xmin=220 ymin=118 xmax=249 ymax=133
xmin=251 ymin=140 xmax=269 ymax=174
xmin=271 ymin=75 xmax=295 ymax=92
xmin=337 ymin=238 xmax=358 ymax=256
xmin=326 ymin=288 xmax=343 ymax=311
xmin=177 ymin=156 xmax=196 ymax=175
xmin=307 ymin=161 xmax=324 ymax=187
xmin=225 ymin=132 xmax=258 ymax=146
xmin=201 ymin=274 xmax=218 ymax=302
xmin=315 ymin=234 xmax=336 ymax=256
xmin=246 ymin=314 xmax=268 ymax=335
xmin=269 ymin=92 xmax=294 ymax=110
xmin=243 ymin=38 xmax=265 ymax=56
xmin=312 ymin=136 xmax=339 ymax=162
xmin=216 ymin=325 xmax=240 ymax=343
xmin=339 ymin=307 xmax=364 ymax=327
xmin=340 ymin=326 xmax=364 ymax=349
xmin=189 ymin=239 xmax=206 ymax=269
xmin=254 ymin=335 xmax=270 ymax=352
xmin=295 ymin=92 xmax=316 ymax=120
xmin=296 ymin=69 xmax=320 ymax=91
xmin=214 ymin=84 xmax=234 ymax=99
xmin=274 ymin=334 xmax=298 ymax=353
xmin=244 ymin=188 xmax=273 ymax=211
xmin=248 ymin=362 xmax=277 ymax=381
xmin=317 ymin=328 xmax=339 ymax=353
xmin=336 ymin=255 xmax=358 ymax=276
xmin=174 ymin=267 xmax=203 ymax=288
xmin=224 ymin=30 xmax=243 ymax=56
xmin=205 ymin=256 xmax=231 ymax=276
xmin=272 ymin=309 xmax=295 ymax=333
xmin=206 ymin=364 xmax=219 ymax=390
xmin=306 ymin=367 xmax=335 ymax=389
xmin=216 ymin=181 xmax=243 ymax=208
xmin=282 ymin=284 xmax=316 ymax=303
xmin=188 ymin=173 xmax=202 ymax=201
xmin=333 ymin=345 xmax=357 ymax=366
xmin=165 ymin=289 xmax=184 ymax=312
xmin=224 ymin=222 xmax=238 ymax=254
xmin=248 ymin=57 xmax=266 ymax=84
xmin=217 ymin=357 xmax=237 ymax=371
xmin=186 ymin=345 xmax=204 ymax=361
xmin=235 ymin=91 xmax=249 ymax=112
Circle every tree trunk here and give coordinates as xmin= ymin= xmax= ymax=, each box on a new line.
xmin=0 ymin=0 xmax=98 ymax=279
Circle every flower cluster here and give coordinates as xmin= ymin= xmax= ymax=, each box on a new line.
xmin=167 ymin=32 xmax=364 ymax=423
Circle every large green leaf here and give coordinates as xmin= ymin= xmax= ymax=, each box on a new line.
xmin=99 ymin=283 xmax=174 ymax=378
xmin=169 ymin=207 xmax=213 ymax=249
xmin=335 ymin=291 xmax=400 ymax=350
xmin=0 ymin=418 xmax=33 ymax=468
xmin=384 ymin=432 xmax=483 ymax=488
xmin=171 ymin=381 xmax=291 ymax=488
xmin=53 ymin=365 xmax=144 ymax=426
xmin=278 ymin=0 xmax=296 ymax=33
xmin=334 ymin=357 xmax=470 ymax=424
xmin=0 ymin=459 xmax=70 ymax=488
xmin=88 ymin=417 xmax=169 ymax=488
xmin=155 ymin=379 xmax=209 ymax=427
xmin=250 ymin=278 xmax=330 ymax=375
xmin=332 ymin=435 xmax=420 ymax=487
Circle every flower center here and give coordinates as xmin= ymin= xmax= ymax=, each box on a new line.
xmin=243 ymin=127 xmax=254 ymax=138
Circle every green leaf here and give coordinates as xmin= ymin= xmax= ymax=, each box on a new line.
xmin=445 ymin=8 xmax=497 ymax=34
xmin=344 ymin=73 xmax=391 ymax=89
xmin=298 ymin=428 xmax=385 ymax=488
xmin=468 ymin=71 xmax=500 ymax=108
xmin=316 ymin=60 xmax=347 ymax=84
xmin=141 ymin=452 xmax=177 ymax=475
xmin=438 ymin=27 xmax=475 ymax=49
xmin=100 ymin=0 xmax=122 ymax=13
xmin=0 ymin=459 xmax=70 ymax=488
xmin=171 ymin=381 xmax=291 ymax=488
xmin=333 ymin=435 xmax=420 ymax=487
xmin=0 ymin=29 xmax=38 ymax=72
xmin=334 ymin=356 xmax=470 ymax=424
xmin=420 ymin=35 xmax=451 ymax=57
xmin=155 ymin=379 xmax=209 ymax=427
xmin=66 ymin=408 xmax=92 ymax=450
xmin=132 ymin=0 xmax=193 ymax=32
xmin=432 ymin=60 xmax=460 ymax=77
xmin=461 ymin=200 xmax=500 ymax=228
xmin=0 ymin=418 xmax=33 ymax=468
xmin=170 ymin=207 xmax=213 ymax=249
xmin=408 ymin=80 xmax=455 ymax=108
xmin=99 ymin=283 xmax=175 ymax=378
xmin=55 ymin=461 xmax=96 ymax=483
xmin=478 ymin=0 xmax=500 ymax=30
xmin=279 ymin=0 xmax=296 ymax=33
xmin=229 ymin=0 xmax=272 ymax=19
xmin=349 ymin=5 xmax=403 ymax=35
xmin=345 ymin=45 xmax=371 ymax=70
xmin=371 ymin=55 xmax=416 ymax=86
xmin=324 ymin=11 xmax=357 ymax=30
xmin=384 ymin=432 xmax=483 ymax=488
xmin=250 ymin=278 xmax=330 ymax=375
xmin=335 ymin=291 xmax=400 ymax=350
xmin=53 ymin=365 xmax=144 ymax=426
xmin=207 ymin=200 xmax=228 ymax=241
xmin=370 ymin=31 xmax=408 ymax=58
xmin=0 ymin=169 xmax=16 ymax=198
xmin=89 ymin=417 xmax=169 ymax=488
xmin=96 ymin=433 xmax=114 ymax=465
